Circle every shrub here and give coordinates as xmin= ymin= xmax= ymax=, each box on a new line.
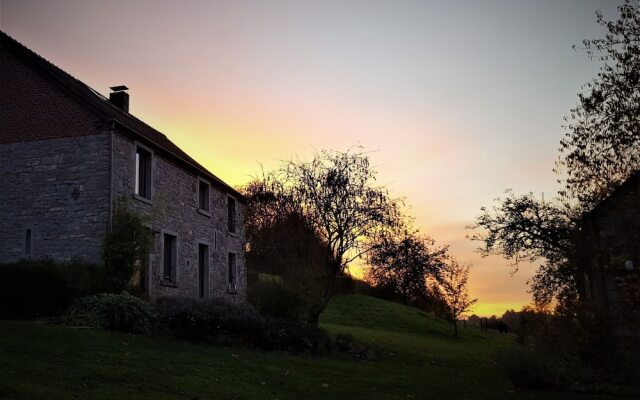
xmin=500 ymin=346 xmax=579 ymax=391
xmin=248 ymin=279 xmax=306 ymax=320
xmin=332 ymin=333 xmax=355 ymax=353
xmin=0 ymin=259 xmax=100 ymax=319
xmin=155 ymin=296 xmax=264 ymax=343
xmin=63 ymin=292 xmax=154 ymax=334
xmin=261 ymin=317 xmax=330 ymax=353
xmin=102 ymin=199 xmax=152 ymax=292
xmin=500 ymin=308 xmax=640 ymax=394
xmin=155 ymin=296 xmax=330 ymax=353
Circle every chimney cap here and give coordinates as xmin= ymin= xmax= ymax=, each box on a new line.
xmin=109 ymin=85 xmax=129 ymax=92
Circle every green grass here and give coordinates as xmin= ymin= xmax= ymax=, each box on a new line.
xmin=0 ymin=295 xmax=613 ymax=400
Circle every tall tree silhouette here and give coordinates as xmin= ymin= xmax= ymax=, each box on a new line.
xmin=368 ymin=228 xmax=448 ymax=310
xmin=431 ymin=260 xmax=477 ymax=337
xmin=250 ymin=148 xmax=401 ymax=324
xmin=558 ymin=0 xmax=640 ymax=208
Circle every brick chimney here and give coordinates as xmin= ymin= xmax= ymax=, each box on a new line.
xmin=109 ymin=85 xmax=129 ymax=112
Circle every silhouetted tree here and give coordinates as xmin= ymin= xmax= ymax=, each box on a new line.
xmin=558 ymin=1 xmax=640 ymax=209
xmin=249 ymin=148 xmax=401 ymax=324
xmin=431 ymin=260 xmax=477 ymax=337
xmin=469 ymin=191 xmax=579 ymax=306
xmin=242 ymin=179 xmax=330 ymax=321
xmin=367 ymin=228 xmax=448 ymax=310
xmin=471 ymin=2 xmax=640 ymax=311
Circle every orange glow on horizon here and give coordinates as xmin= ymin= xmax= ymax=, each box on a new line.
xmin=472 ymin=303 xmax=528 ymax=318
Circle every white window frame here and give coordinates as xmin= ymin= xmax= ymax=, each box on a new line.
xmin=134 ymin=142 xmax=153 ymax=203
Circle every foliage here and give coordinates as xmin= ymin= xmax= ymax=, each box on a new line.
xmin=62 ymin=292 xmax=155 ymax=334
xmin=470 ymin=191 xmax=575 ymax=266
xmin=246 ymin=148 xmax=402 ymax=323
xmin=469 ymin=191 xmax=579 ymax=306
xmin=247 ymin=277 xmax=308 ymax=320
xmin=103 ymin=198 xmax=152 ymax=292
xmin=558 ymin=1 xmax=640 ymax=208
xmin=430 ymin=260 xmax=477 ymax=336
xmin=472 ymin=2 xmax=640 ymax=309
xmin=154 ymin=296 xmax=330 ymax=353
xmin=499 ymin=305 xmax=637 ymax=394
xmin=367 ymin=228 xmax=448 ymax=312
xmin=500 ymin=345 xmax=580 ymax=391
xmin=242 ymin=182 xmax=331 ymax=322
xmin=0 ymin=259 xmax=101 ymax=319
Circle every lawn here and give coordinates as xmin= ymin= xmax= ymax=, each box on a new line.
xmin=0 ymin=295 xmax=614 ymax=400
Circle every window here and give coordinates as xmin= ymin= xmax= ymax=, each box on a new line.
xmin=227 ymin=196 xmax=236 ymax=233
xmin=198 ymin=179 xmax=210 ymax=212
xmin=227 ymin=252 xmax=237 ymax=292
xmin=198 ymin=243 xmax=209 ymax=298
xmin=135 ymin=146 xmax=152 ymax=199
xmin=25 ymin=229 xmax=32 ymax=257
xmin=163 ymin=233 xmax=177 ymax=282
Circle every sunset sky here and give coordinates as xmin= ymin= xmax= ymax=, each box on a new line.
xmin=1 ymin=0 xmax=620 ymax=316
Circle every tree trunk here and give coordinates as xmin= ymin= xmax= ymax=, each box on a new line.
xmin=306 ymin=270 xmax=338 ymax=325
xmin=453 ymin=319 xmax=458 ymax=337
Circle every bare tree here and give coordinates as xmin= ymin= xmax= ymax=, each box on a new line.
xmin=431 ymin=260 xmax=477 ymax=337
xmin=367 ymin=227 xmax=448 ymax=309
xmin=251 ymin=148 xmax=401 ymax=324
xmin=558 ymin=1 xmax=640 ymax=209
xmin=285 ymin=148 xmax=401 ymax=323
xmin=468 ymin=190 xmax=579 ymax=306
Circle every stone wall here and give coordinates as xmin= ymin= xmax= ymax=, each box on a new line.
xmin=0 ymin=133 xmax=111 ymax=263
xmin=577 ymin=175 xmax=640 ymax=363
xmin=111 ymin=131 xmax=246 ymax=302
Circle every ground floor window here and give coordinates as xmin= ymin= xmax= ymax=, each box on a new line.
xmin=163 ymin=233 xmax=177 ymax=282
xmin=198 ymin=243 xmax=209 ymax=298
xmin=24 ymin=228 xmax=32 ymax=257
xmin=227 ymin=252 xmax=237 ymax=292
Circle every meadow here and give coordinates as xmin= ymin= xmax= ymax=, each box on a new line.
xmin=0 ymin=295 xmax=613 ymax=400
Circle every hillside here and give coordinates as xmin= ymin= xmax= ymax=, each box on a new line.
xmin=0 ymin=295 xmax=612 ymax=400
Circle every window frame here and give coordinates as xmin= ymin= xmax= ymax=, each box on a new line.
xmin=197 ymin=177 xmax=211 ymax=216
xmin=134 ymin=142 xmax=153 ymax=203
xmin=24 ymin=227 xmax=33 ymax=258
xmin=227 ymin=195 xmax=237 ymax=235
xmin=197 ymin=240 xmax=212 ymax=298
xmin=161 ymin=230 xmax=179 ymax=286
xmin=227 ymin=252 xmax=237 ymax=293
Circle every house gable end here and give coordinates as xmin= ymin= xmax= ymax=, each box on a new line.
xmin=0 ymin=38 xmax=103 ymax=143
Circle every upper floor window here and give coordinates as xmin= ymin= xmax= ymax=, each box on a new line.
xmin=198 ymin=179 xmax=210 ymax=212
xmin=227 ymin=196 xmax=236 ymax=234
xmin=135 ymin=146 xmax=152 ymax=199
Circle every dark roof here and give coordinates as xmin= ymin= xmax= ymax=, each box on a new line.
xmin=582 ymin=170 xmax=640 ymax=221
xmin=1 ymin=30 xmax=244 ymax=201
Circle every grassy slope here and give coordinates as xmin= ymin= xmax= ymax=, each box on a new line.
xmin=0 ymin=295 xmax=612 ymax=400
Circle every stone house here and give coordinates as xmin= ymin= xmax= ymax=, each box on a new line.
xmin=575 ymin=172 xmax=640 ymax=355
xmin=0 ymin=31 xmax=246 ymax=301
